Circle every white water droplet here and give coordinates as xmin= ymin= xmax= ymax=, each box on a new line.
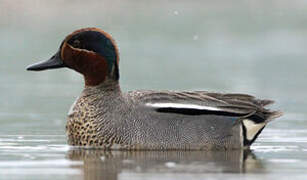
xmin=100 ymin=156 xmax=105 ymax=161
xmin=136 ymin=166 xmax=141 ymax=172
xmin=165 ymin=162 xmax=176 ymax=168
xmin=193 ymin=35 xmax=199 ymax=40
xmin=123 ymin=159 xmax=134 ymax=164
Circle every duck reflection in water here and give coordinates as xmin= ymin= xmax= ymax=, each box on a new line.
xmin=67 ymin=149 xmax=264 ymax=180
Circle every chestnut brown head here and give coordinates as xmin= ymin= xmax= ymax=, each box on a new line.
xmin=27 ymin=28 xmax=120 ymax=86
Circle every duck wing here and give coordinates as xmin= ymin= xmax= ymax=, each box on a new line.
xmin=127 ymin=90 xmax=282 ymax=147
xmin=128 ymin=90 xmax=282 ymax=122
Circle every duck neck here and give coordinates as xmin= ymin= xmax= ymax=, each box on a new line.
xmin=83 ymin=78 xmax=122 ymax=97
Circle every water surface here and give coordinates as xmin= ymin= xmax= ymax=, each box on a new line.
xmin=0 ymin=0 xmax=306 ymax=179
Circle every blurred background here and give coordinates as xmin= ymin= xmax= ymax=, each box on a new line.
xmin=0 ymin=0 xmax=306 ymax=179
xmin=1 ymin=0 xmax=306 ymax=132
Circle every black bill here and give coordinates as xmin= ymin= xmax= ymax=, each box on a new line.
xmin=26 ymin=50 xmax=66 ymax=71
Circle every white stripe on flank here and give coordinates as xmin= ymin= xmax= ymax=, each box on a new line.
xmin=240 ymin=124 xmax=244 ymax=147
xmin=145 ymin=103 xmax=221 ymax=111
xmin=68 ymin=96 xmax=79 ymax=116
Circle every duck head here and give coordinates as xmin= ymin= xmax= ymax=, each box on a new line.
xmin=27 ymin=28 xmax=119 ymax=86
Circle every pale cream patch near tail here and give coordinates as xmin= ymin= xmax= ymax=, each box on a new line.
xmin=242 ymin=119 xmax=265 ymax=141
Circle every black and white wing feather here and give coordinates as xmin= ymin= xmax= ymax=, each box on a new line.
xmin=129 ymin=90 xmax=281 ymax=120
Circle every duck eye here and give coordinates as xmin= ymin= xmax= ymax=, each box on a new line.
xmin=72 ymin=39 xmax=81 ymax=48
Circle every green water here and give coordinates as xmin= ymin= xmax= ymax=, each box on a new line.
xmin=0 ymin=0 xmax=307 ymax=179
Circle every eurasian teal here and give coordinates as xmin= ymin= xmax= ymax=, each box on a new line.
xmin=27 ymin=27 xmax=282 ymax=150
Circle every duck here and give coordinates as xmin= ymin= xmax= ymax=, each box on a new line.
xmin=27 ymin=27 xmax=282 ymax=150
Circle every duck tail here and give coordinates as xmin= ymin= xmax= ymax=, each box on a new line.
xmin=241 ymin=100 xmax=282 ymax=147
xmin=264 ymin=110 xmax=283 ymax=123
